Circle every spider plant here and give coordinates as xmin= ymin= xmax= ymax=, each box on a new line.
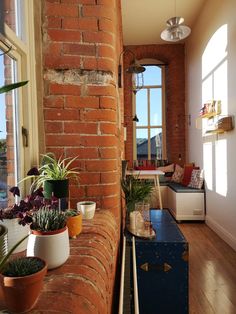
xmin=19 ymin=153 xmax=80 ymax=193
xmin=0 ymin=81 xmax=28 ymax=94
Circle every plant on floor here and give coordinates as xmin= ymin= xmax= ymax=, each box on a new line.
xmin=121 ymin=174 xmax=153 ymax=213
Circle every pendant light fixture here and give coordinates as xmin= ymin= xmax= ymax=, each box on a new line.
xmin=118 ymin=49 xmax=145 ymax=93
xmin=160 ymin=0 xmax=191 ymax=42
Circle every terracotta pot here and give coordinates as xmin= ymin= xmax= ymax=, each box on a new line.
xmin=2 ymin=218 xmax=29 ymax=253
xmin=66 ymin=214 xmax=82 ymax=238
xmin=0 ymin=257 xmax=47 ymax=313
xmin=26 ymin=227 xmax=70 ymax=270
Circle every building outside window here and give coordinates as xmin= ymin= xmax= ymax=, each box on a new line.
xmin=133 ymin=65 xmax=166 ymax=161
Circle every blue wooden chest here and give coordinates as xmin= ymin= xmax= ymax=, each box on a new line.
xmin=126 ymin=209 xmax=189 ymax=314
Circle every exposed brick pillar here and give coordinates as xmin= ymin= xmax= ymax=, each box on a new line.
xmin=42 ymin=0 xmax=123 ymax=219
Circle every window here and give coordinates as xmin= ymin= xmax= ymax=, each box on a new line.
xmin=0 ymin=1 xmax=39 ymax=207
xmin=133 ymin=65 xmax=166 ymax=160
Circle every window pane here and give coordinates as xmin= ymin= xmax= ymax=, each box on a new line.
xmin=136 ymin=129 xmax=148 ymax=160
xmin=150 ymin=88 xmax=162 ymax=126
xmin=143 ymin=66 xmax=162 ymax=86
xmin=0 ymin=50 xmax=20 ymax=208
xmin=136 ymin=89 xmax=147 ymax=126
xmin=150 ymin=128 xmax=163 ymax=160
xmin=3 ymin=0 xmax=25 ymax=41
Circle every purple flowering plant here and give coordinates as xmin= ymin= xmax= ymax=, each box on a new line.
xmin=0 ymin=187 xmax=58 ymax=226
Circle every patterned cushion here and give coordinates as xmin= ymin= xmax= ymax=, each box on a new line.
xmin=157 ymin=163 xmax=174 ymax=173
xmin=171 ymin=164 xmax=184 ymax=183
xmin=182 ymin=165 xmax=199 ymax=186
xmin=188 ymin=169 xmax=204 ymax=189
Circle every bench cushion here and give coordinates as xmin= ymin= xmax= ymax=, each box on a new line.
xmin=168 ymin=182 xmax=204 ymax=193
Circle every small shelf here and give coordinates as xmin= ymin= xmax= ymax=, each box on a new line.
xmin=199 ymin=112 xmax=218 ymax=119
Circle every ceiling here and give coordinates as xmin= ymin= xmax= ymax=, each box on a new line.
xmin=121 ymin=0 xmax=206 ymax=45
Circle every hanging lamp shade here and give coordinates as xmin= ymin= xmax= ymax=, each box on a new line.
xmin=161 ymin=17 xmax=191 ymax=42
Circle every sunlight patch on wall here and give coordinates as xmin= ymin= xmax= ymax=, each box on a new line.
xmin=203 ymin=142 xmax=213 ymax=191
xmin=215 ymin=139 xmax=227 ymax=197
xmin=213 ymin=60 xmax=228 ymax=115
xmin=201 ymin=24 xmax=228 ymax=196
xmin=202 ymin=24 xmax=228 ymax=80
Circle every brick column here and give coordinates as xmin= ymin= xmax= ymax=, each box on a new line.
xmin=42 ymin=0 xmax=123 ymax=218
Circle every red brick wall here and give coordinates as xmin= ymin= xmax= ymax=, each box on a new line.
xmin=123 ymin=44 xmax=186 ymax=166
xmin=42 ymin=0 xmax=123 ymax=219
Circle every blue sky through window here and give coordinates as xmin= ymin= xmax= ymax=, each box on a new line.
xmin=135 ymin=65 xmax=162 ymax=138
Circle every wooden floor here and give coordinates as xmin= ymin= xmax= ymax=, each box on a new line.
xmin=178 ymin=222 xmax=236 ymax=314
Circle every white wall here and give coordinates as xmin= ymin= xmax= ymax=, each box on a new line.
xmin=186 ymin=0 xmax=236 ymax=251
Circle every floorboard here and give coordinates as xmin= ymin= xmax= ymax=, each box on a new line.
xmin=178 ymin=222 xmax=236 ymax=314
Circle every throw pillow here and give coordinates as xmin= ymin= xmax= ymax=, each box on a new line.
xmin=188 ymin=169 xmax=204 ymax=189
xmin=182 ymin=165 xmax=199 ymax=186
xmin=171 ymin=164 xmax=184 ymax=183
xmin=158 ymin=163 xmax=174 ymax=173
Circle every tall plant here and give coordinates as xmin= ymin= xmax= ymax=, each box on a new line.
xmin=121 ymin=175 xmax=153 ymax=213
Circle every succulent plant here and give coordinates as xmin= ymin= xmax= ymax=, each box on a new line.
xmin=30 ymin=207 xmax=66 ymax=232
xmin=2 ymin=256 xmax=45 ymax=277
xmin=65 ymin=209 xmax=80 ymax=217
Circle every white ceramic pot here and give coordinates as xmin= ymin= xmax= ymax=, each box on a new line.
xmin=26 ymin=226 xmax=70 ymax=270
xmin=2 ymin=218 xmax=29 ymax=253
xmin=77 ymin=201 xmax=96 ymax=219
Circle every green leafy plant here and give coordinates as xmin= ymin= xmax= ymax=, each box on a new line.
xmin=121 ymin=175 xmax=153 ymax=213
xmin=19 ymin=153 xmax=80 ymax=192
xmin=2 ymin=256 xmax=45 ymax=277
xmin=0 ymin=81 xmax=28 ymax=95
xmin=30 ymin=206 xmax=66 ymax=232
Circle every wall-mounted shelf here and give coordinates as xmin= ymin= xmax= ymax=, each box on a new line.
xmin=196 ymin=100 xmax=234 ymax=136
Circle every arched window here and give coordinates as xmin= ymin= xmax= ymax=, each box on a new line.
xmin=133 ymin=64 xmax=166 ymax=160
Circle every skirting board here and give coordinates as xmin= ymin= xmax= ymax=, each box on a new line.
xmin=206 ymin=215 xmax=236 ymax=251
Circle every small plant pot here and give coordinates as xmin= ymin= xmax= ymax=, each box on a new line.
xmin=44 ymin=179 xmax=69 ymax=199
xmin=2 ymin=218 xmax=29 ymax=253
xmin=26 ymin=226 xmax=70 ymax=270
xmin=0 ymin=257 xmax=47 ymax=313
xmin=77 ymin=201 xmax=96 ymax=220
xmin=66 ymin=214 xmax=82 ymax=238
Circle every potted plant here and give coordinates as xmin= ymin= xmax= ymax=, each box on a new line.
xmin=77 ymin=201 xmax=96 ymax=219
xmin=121 ymin=174 xmax=153 ymax=213
xmin=0 ymin=187 xmax=54 ymax=253
xmin=0 ymin=234 xmax=47 ymax=313
xmin=21 ymin=153 xmax=80 ymax=199
xmin=66 ymin=209 xmax=82 ymax=238
xmin=26 ymin=206 xmax=70 ymax=270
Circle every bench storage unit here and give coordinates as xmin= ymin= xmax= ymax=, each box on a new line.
xmin=167 ymin=182 xmax=205 ymax=221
